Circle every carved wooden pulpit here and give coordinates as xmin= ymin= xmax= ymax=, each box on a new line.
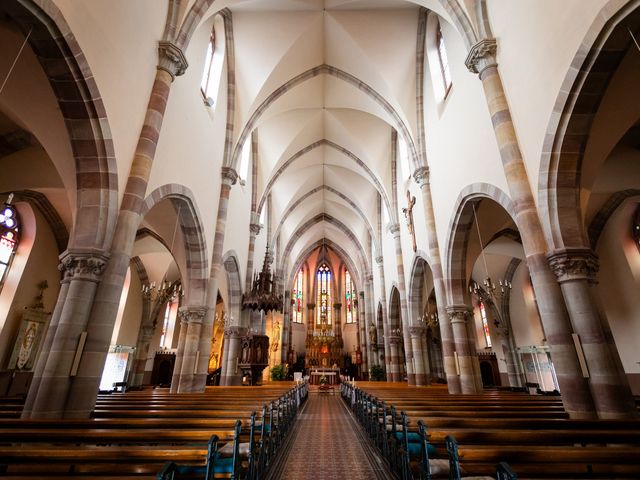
xmin=238 ymin=334 xmax=269 ymax=385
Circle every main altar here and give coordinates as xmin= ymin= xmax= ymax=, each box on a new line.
xmin=305 ymin=300 xmax=344 ymax=371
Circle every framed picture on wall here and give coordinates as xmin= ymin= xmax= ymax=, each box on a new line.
xmin=8 ymin=308 xmax=50 ymax=371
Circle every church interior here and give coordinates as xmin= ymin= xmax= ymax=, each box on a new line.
xmin=0 ymin=0 xmax=639 ymax=478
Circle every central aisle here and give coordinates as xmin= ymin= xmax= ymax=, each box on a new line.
xmin=271 ymin=392 xmax=392 ymax=479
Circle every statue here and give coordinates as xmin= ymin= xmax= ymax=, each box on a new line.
xmin=369 ymin=322 xmax=377 ymax=345
xmin=402 ymin=189 xmax=417 ymax=252
xmin=241 ymin=340 xmax=250 ymax=364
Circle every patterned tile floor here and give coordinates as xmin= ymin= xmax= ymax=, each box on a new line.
xmin=276 ymin=393 xmax=390 ymax=479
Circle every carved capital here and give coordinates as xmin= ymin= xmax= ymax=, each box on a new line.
xmin=224 ymin=325 xmax=247 ymax=337
xmin=446 ymin=304 xmax=473 ymax=323
xmin=375 ymin=255 xmax=384 ymax=265
xmin=333 ymin=303 xmax=342 ymax=309
xmin=388 ymin=222 xmax=400 ymax=235
xmin=306 ymin=303 xmax=316 ymax=310
xmin=58 ymin=250 xmax=109 ymax=283
xmin=221 ymin=167 xmax=238 ymax=186
xmin=178 ymin=306 xmax=208 ymax=324
xmin=465 ymin=38 xmax=498 ymax=75
xmin=158 ymin=41 xmax=188 ymax=80
xmin=412 ymin=166 xmax=430 ymax=187
xmin=547 ymin=248 xmax=599 ymax=284
xmin=249 ymin=223 xmax=261 ymax=235
xmin=388 ymin=335 xmax=402 ymax=346
xmin=409 ymin=326 xmax=426 ymax=337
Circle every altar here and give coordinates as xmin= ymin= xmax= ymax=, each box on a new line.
xmin=310 ymin=368 xmax=340 ymax=385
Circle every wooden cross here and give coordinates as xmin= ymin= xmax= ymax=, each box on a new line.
xmin=402 ymin=190 xmax=417 ymax=252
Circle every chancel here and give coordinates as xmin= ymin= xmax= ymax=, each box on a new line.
xmin=0 ymin=0 xmax=639 ymax=479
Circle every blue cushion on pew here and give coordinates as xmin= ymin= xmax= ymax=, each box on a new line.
xmin=175 ymin=465 xmax=206 ymax=475
xmin=394 ymin=431 xmax=422 ymax=443
xmin=212 ymin=456 xmax=235 ymax=474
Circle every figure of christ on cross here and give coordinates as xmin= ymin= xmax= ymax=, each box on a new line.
xmin=402 ymin=189 xmax=417 ymax=252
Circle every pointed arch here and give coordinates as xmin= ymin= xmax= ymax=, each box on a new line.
xmin=0 ymin=0 xmax=119 ymax=251
xmin=141 ymin=184 xmax=209 ymax=307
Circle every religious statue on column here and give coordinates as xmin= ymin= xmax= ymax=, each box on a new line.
xmin=402 ymin=189 xmax=417 ymax=252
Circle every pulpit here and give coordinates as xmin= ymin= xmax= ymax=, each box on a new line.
xmin=238 ymin=334 xmax=269 ymax=385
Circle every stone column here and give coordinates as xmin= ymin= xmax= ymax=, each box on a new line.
xmin=466 ymin=39 xmax=596 ymax=418
xmin=26 ymin=251 xmax=109 ymax=419
xmin=389 ymin=223 xmax=415 ymax=385
xmin=245 ymin=220 xmax=261 ymax=331
xmin=307 ymin=303 xmax=316 ymax=333
xmin=187 ymin=167 xmax=238 ymax=392
xmin=175 ymin=306 xmax=208 ymax=392
xmin=388 ymin=335 xmax=402 ymax=382
xmin=364 ymin=273 xmax=377 ymax=366
xmin=21 ymin=280 xmax=69 ymax=418
xmin=221 ymin=326 xmax=245 ymax=386
xmin=281 ymin=291 xmax=291 ymax=364
xmin=219 ymin=329 xmax=231 ymax=385
xmin=170 ymin=314 xmax=189 ymax=392
xmin=375 ymin=257 xmax=392 ymax=381
xmin=410 ymin=326 xmax=427 ymax=386
xmin=55 ymin=44 xmax=188 ymax=419
xmin=420 ymin=332 xmax=432 ymax=383
xmin=130 ymin=324 xmax=155 ymax=388
xmin=548 ymin=248 xmax=637 ymax=419
xmin=446 ymin=305 xmax=481 ymax=394
xmin=358 ymin=293 xmax=369 ymax=375
xmin=413 ymin=167 xmax=460 ymax=393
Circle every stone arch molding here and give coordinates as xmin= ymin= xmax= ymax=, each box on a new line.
xmin=0 ymin=0 xmax=119 ymax=251
xmin=444 ymin=183 xmax=518 ymax=305
xmin=221 ymin=250 xmax=243 ymax=324
xmin=538 ymin=0 xmax=640 ymax=250
xmin=142 ymin=184 xmax=209 ymax=307
xmin=408 ymin=252 xmax=434 ymax=320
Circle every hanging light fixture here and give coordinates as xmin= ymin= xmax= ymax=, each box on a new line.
xmin=468 ymin=202 xmax=511 ymax=300
xmin=141 ymin=204 xmax=184 ymax=302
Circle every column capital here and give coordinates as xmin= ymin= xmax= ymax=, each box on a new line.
xmin=333 ymin=303 xmax=342 ymax=309
xmin=388 ymin=335 xmax=402 ymax=346
xmin=465 ymin=38 xmax=498 ymax=75
xmin=388 ymin=222 xmax=400 ymax=235
xmin=412 ymin=166 xmax=430 ymax=187
xmin=249 ymin=223 xmax=261 ymax=235
xmin=307 ymin=303 xmax=316 ymax=310
xmin=547 ymin=248 xmax=599 ymax=283
xmin=157 ymin=41 xmax=188 ymax=80
xmin=58 ymin=249 xmax=110 ymax=284
xmin=446 ymin=304 xmax=473 ymax=323
xmin=178 ymin=305 xmax=208 ymax=324
xmin=409 ymin=326 xmax=426 ymax=337
xmin=221 ymin=167 xmax=238 ymax=186
xmin=375 ymin=255 xmax=384 ymax=265
xmin=224 ymin=325 xmax=247 ymax=337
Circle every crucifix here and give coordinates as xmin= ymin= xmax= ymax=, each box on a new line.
xmin=402 ymin=190 xmax=417 ymax=252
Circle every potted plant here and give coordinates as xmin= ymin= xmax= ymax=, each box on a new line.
xmin=270 ymin=364 xmax=286 ymax=381
xmin=369 ymin=364 xmax=385 ymax=381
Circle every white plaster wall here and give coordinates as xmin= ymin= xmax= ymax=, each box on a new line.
xmin=0 ymin=203 xmax=60 ymax=368
xmin=52 ymin=0 xmax=167 ymax=199
xmin=596 ymin=201 xmax=640 ymax=391
xmin=509 ymin=262 xmax=545 ymax=348
xmin=115 ymin=269 xmax=143 ymax=348
xmin=486 ymin=0 xmax=610 ymax=197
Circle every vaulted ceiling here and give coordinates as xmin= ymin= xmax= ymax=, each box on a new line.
xmin=222 ymin=0 xmax=445 ymax=283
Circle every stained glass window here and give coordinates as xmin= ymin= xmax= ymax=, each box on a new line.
xmin=316 ymin=264 xmax=332 ymax=325
xmin=436 ymin=22 xmax=452 ymax=97
xmin=479 ymin=302 xmax=492 ymax=348
xmin=0 ymin=203 xmax=19 ymax=289
xmin=345 ymin=271 xmax=356 ymax=324
xmin=292 ymin=269 xmax=303 ymax=323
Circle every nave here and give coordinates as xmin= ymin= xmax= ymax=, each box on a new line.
xmin=267 ymin=391 xmax=390 ymax=480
